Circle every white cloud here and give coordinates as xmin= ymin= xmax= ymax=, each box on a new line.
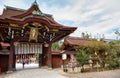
xmin=50 ymin=0 xmax=120 ymax=39
xmin=0 ymin=6 xmax=4 ymax=14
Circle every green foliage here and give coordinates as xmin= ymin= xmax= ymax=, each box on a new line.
xmin=106 ymin=40 xmax=120 ymax=69
xmin=109 ymin=61 xmax=118 ymax=69
xmin=106 ymin=59 xmax=118 ymax=69
xmin=52 ymin=42 xmax=60 ymax=51
xmin=76 ymin=48 xmax=89 ymax=67
xmin=109 ymin=40 xmax=120 ymax=45
xmin=81 ymin=32 xmax=90 ymax=39
xmin=105 ymin=50 xmax=117 ymax=69
xmin=109 ymin=40 xmax=120 ymax=58
xmin=75 ymin=39 xmax=120 ymax=70
xmin=115 ymin=31 xmax=120 ymax=39
xmin=115 ymin=31 xmax=120 ymax=36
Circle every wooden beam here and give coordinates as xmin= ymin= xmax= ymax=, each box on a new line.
xmin=51 ymin=32 xmax=69 ymax=43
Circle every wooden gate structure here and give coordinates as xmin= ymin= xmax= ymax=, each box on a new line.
xmin=0 ymin=1 xmax=77 ymax=71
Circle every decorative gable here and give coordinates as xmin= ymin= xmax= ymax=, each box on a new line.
xmin=32 ymin=10 xmax=42 ymax=16
xmin=11 ymin=0 xmax=52 ymax=19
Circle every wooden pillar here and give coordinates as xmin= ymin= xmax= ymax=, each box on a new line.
xmin=8 ymin=39 xmax=15 ymax=71
xmin=46 ymin=44 xmax=52 ymax=68
xmin=42 ymin=44 xmax=46 ymax=66
xmin=13 ymin=54 xmax=16 ymax=69
xmin=38 ymin=54 xmax=41 ymax=68
xmin=42 ymin=44 xmax=52 ymax=68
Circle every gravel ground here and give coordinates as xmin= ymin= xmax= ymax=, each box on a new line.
xmin=0 ymin=68 xmax=120 ymax=78
xmin=3 ymin=69 xmax=68 ymax=78
xmin=64 ymin=69 xmax=120 ymax=78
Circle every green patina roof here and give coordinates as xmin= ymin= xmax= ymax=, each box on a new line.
xmin=4 ymin=0 xmax=52 ymax=17
xmin=31 ymin=0 xmax=52 ymax=16
xmin=32 ymin=10 xmax=52 ymax=16
xmin=4 ymin=5 xmax=26 ymax=11
xmin=32 ymin=0 xmax=38 ymax=6
xmin=43 ymin=13 xmax=52 ymax=16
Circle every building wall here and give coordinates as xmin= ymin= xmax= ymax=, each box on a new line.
xmin=0 ymin=55 xmax=9 ymax=72
xmin=52 ymin=55 xmax=62 ymax=68
xmin=52 ymin=54 xmax=71 ymax=68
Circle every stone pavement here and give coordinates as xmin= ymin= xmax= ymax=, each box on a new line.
xmin=0 ymin=68 xmax=120 ymax=78
xmin=0 ymin=76 xmax=4 ymax=78
xmin=64 ymin=69 xmax=120 ymax=78
xmin=3 ymin=69 xmax=68 ymax=78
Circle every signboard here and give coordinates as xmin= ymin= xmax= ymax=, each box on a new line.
xmin=29 ymin=27 xmax=38 ymax=42
xmin=62 ymin=53 xmax=67 ymax=60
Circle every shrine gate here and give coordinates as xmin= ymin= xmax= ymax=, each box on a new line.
xmin=0 ymin=1 xmax=77 ymax=72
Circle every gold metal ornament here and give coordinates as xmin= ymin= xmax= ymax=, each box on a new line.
xmin=29 ymin=27 xmax=38 ymax=42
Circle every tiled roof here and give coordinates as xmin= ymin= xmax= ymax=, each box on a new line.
xmin=61 ymin=36 xmax=104 ymax=50
xmin=0 ymin=8 xmax=24 ymax=18
xmin=64 ymin=36 xmax=91 ymax=46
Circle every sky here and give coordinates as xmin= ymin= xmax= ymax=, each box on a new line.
xmin=0 ymin=0 xmax=120 ymax=39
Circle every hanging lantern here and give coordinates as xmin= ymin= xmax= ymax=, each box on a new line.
xmin=27 ymin=44 xmax=29 ymax=54
xmin=62 ymin=53 xmax=67 ymax=60
xmin=39 ymin=44 xmax=42 ymax=54
xmin=8 ymin=27 xmax=11 ymax=35
xmin=18 ymin=44 xmax=20 ymax=54
xmin=35 ymin=44 xmax=37 ymax=53
xmin=21 ymin=29 xmax=24 ymax=36
xmin=11 ymin=30 xmax=14 ymax=39
xmin=44 ymin=43 xmax=49 ymax=47
xmin=36 ymin=44 xmax=39 ymax=53
xmin=15 ymin=44 xmax=18 ymax=54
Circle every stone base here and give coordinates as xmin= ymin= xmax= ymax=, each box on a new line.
xmin=6 ymin=71 xmax=13 ymax=74
xmin=47 ymin=68 xmax=52 ymax=70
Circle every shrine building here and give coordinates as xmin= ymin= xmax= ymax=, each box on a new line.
xmin=0 ymin=1 xmax=77 ymax=72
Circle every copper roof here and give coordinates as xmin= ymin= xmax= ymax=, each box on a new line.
xmin=61 ymin=36 xmax=104 ymax=50
xmin=52 ymin=50 xmax=77 ymax=55
xmin=63 ymin=36 xmax=91 ymax=46
xmin=0 ymin=7 xmax=24 ymax=18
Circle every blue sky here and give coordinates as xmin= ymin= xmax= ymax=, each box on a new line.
xmin=0 ymin=0 xmax=120 ymax=39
